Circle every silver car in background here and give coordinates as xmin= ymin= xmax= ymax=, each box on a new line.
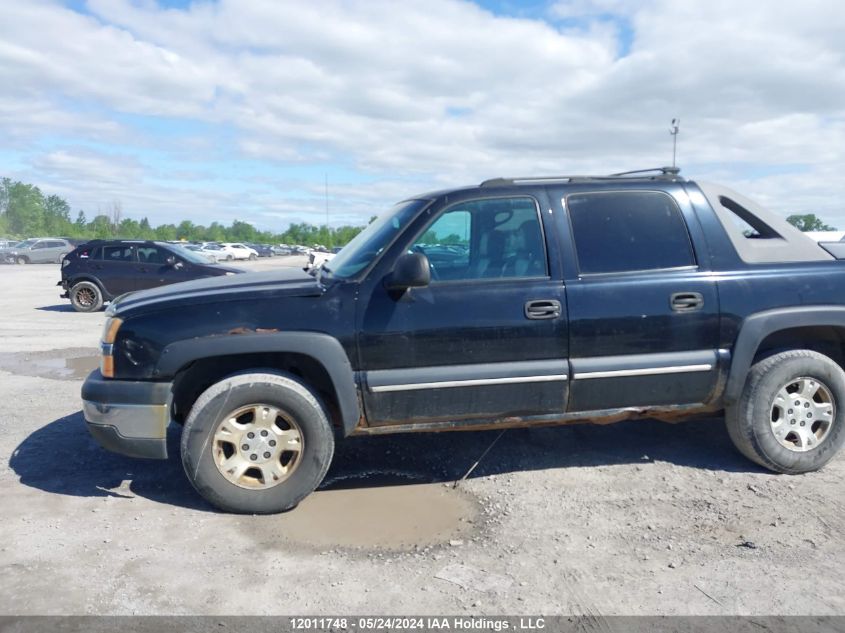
xmin=2 ymin=238 xmax=73 ymax=264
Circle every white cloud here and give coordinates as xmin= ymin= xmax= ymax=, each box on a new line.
xmin=1 ymin=0 xmax=844 ymax=227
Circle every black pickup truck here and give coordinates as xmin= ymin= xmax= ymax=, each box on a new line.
xmin=81 ymin=167 xmax=845 ymax=513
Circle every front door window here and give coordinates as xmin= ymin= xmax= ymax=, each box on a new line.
xmin=410 ymin=197 xmax=547 ymax=282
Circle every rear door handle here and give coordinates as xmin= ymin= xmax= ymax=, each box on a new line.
xmin=524 ymin=299 xmax=561 ymax=320
xmin=670 ymin=292 xmax=704 ymax=312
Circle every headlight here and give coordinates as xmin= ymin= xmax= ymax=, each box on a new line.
xmin=100 ymin=317 xmax=123 ymax=378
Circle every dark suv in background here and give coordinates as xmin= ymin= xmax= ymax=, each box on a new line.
xmin=60 ymin=240 xmax=243 ymax=312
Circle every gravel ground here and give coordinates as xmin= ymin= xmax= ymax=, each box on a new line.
xmin=1 ymin=260 xmax=844 ymax=616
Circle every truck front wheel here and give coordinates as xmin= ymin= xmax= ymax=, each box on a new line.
xmin=726 ymin=350 xmax=845 ymax=473
xmin=181 ymin=371 xmax=335 ymax=513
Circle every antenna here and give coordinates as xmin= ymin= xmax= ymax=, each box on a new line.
xmin=670 ymin=118 xmax=680 ymax=168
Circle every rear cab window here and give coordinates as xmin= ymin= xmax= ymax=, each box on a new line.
xmin=566 ymin=191 xmax=696 ymax=275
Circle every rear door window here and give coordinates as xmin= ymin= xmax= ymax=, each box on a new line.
xmin=101 ymin=245 xmax=135 ymax=262
xmin=566 ymin=191 xmax=695 ymax=274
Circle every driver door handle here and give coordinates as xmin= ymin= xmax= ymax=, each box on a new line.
xmin=670 ymin=292 xmax=704 ymax=312
xmin=524 ymin=299 xmax=561 ymax=320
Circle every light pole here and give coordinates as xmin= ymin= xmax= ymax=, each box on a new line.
xmin=324 ymin=173 xmax=330 ymax=247
xmin=670 ymin=118 xmax=680 ymax=168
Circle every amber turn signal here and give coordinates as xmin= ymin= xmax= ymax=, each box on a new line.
xmin=102 ymin=317 xmax=123 ymax=345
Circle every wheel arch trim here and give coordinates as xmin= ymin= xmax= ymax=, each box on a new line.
xmin=68 ymin=275 xmax=110 ymax=300
xmin=157 ymin=332 xmax=361 ymax=435
xmin=725 ymin=306 xmax=845 ymax=405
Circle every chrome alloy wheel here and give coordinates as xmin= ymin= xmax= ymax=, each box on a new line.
xmin=212 ymin=404 xmax=304 ymax=489
xmin=770 ymin=377 xmax=835 ymax=452
xmin=75 ymin=286 xmax=97 ymax=308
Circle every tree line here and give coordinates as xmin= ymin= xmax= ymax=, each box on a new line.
xmin=0 ymin=177 xmax=367 ymax=247
xmin=1 ymin=176 xmax=838 ymax=246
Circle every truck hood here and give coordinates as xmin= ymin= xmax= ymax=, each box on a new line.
xmin=112 ymin=267 xmax=321 ymax=314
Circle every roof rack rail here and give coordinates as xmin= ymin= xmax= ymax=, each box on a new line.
xmin=608 ymin=166 xmax=681 ymax=177
xmin=479 ymin=166 xmax=683 ymax=187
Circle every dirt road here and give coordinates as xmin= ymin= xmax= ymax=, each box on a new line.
xmin=1 ymin=261 xmax=843 ymax=615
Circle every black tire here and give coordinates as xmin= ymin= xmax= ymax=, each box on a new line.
xmin=726 ymin=350 xmax=845 ymax=473
xmin=69 ymin=281 xmax=104 ymax=312
xmin=181 ymin=371 xmax=335 ymax=514
xmin=249 ymin=253 xmax=257 ymax=261
xmin=226 ymin=254 xmax=234 ymax=261
xmin=16 ymin=256 xmax=28 ymax=265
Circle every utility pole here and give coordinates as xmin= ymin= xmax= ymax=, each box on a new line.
xmin=670 ymin=118 xmax=680 ymax=168
xmin=324 ymin=173 xmax=330 ymax=246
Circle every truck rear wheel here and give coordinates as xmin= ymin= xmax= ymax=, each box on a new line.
xmin=726 ymin=350 xmax=845 ymax=473
xmin=181 ymin=371 xmax=335 ymax=514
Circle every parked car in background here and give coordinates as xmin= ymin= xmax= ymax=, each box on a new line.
xmin=331 ymin=246 xmax=344 ymax=254
xmin=59 ymin=239 xmax=243 ymax=312
xmin=218 ymin=243 xmax=258 ymax=261
xmin=0 ymin=238 xmax=19 ymax=250
xmin=306 ymin=250 xmax=335 ymax=271
xmin=179 ymin=243 xmax=222 ymax=263
xmin=246 ymin=243 xmax=274 ymax=257
xmin=4 ymin=238 xmax=73 ymax=264
xmin=271 ymin=245 xmax=292 ymax=256
xmin=193 ymin=242 xmax=227 ymax=262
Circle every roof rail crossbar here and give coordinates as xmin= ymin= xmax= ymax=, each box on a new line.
xmin=480 ymin=166 xmax=683 ymax=187
xmin=608 ymin=166 xmax=681 ymax=177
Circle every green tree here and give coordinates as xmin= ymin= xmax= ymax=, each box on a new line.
xmin=4 ymin=181 xmax=46 ymax=235
xmin=118 ymin=217 xmax=141 ymax=237
xmin=177 ymin=220 xmax=196 ymax=241
xmin=44 ymin=194 xmax=72 ymax=235
xmin=787 ymin=214 xmax=837 ymax=232
xmin=229 ymin=220 xmax=257 ymax=242
xmin=74 ymin=210 xmax=88 ymax=232
xmin=0 ymin=178 xmax=10 ymax=217
xmin=89 ymin=214 xmax=113 ymax=239
xmin=155 ymin=224 xmax=178 ymax=241
xmin=205 ymin=222 xmax=226 ymax=242
xmin=138 ymin=217 xmax=155 ymax=240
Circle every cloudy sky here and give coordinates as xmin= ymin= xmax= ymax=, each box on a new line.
xmin=2 ymin=0 xmax=844 ymax=230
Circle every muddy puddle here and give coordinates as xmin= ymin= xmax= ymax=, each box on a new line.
xmin=0 ymin=349 xmax=99 ymax=380
xmin=254 ymin=472 xmax=481 ymax=550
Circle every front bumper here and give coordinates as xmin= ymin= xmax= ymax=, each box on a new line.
xmin=81 ymin=370 xmax=173 ymax=459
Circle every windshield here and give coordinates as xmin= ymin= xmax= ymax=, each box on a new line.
xmin=328 ymin=200 xmax=427 ymax=279
xmin=15 ymin=239 xmax=37 ymax=249
xmin=167 ymin=243 xmax=216 ymax=265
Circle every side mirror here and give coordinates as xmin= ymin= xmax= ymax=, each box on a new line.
xmin=165 ymin=255 xmax=177 ymax=266
xmin=385 ymin=252 xmax=431 ymax=291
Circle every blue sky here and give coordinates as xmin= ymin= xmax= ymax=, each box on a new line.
xmin=2 ymin=0 xmax=844 ymax=230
